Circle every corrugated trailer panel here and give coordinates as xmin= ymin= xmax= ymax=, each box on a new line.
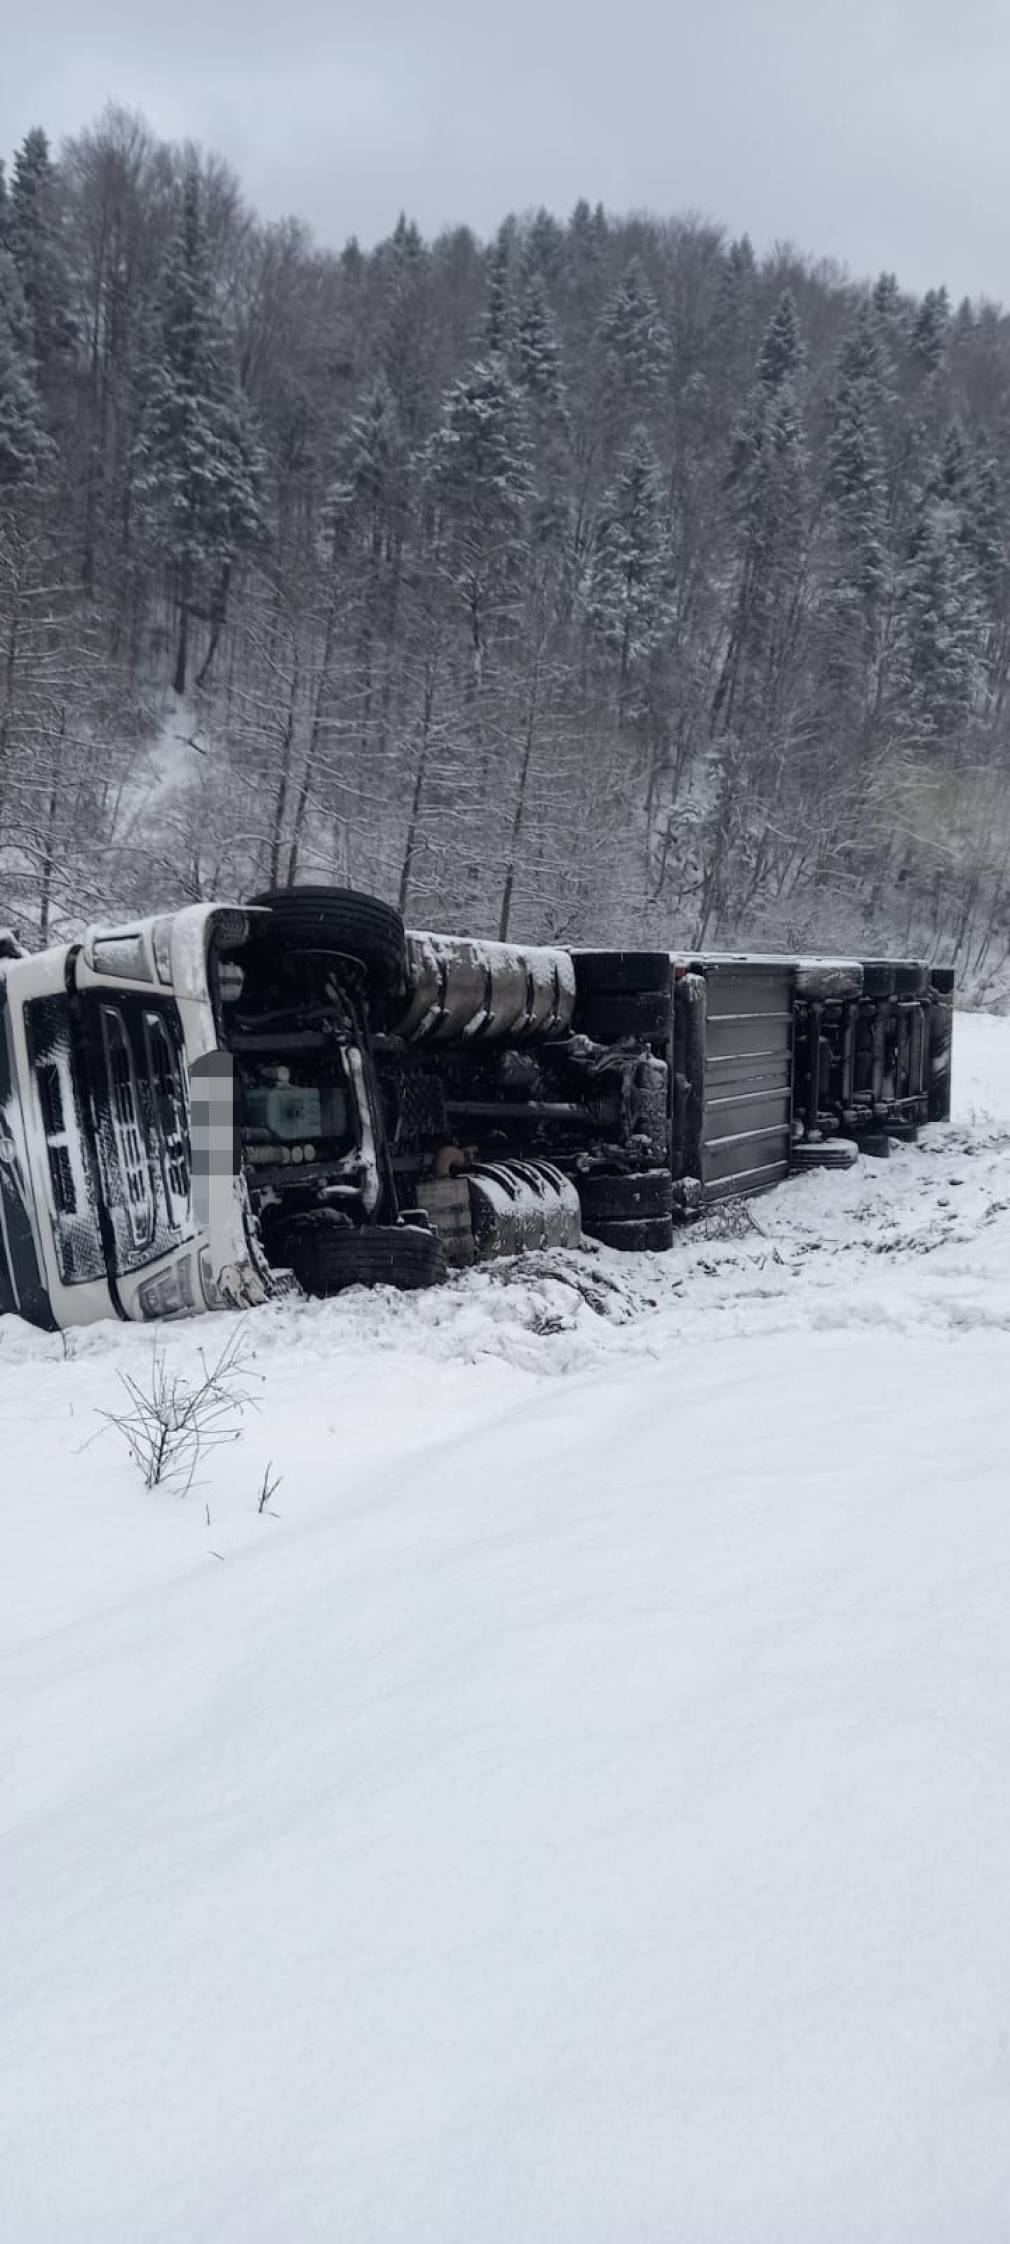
xmin=677 ymin=961 xmax=795 ymax=1206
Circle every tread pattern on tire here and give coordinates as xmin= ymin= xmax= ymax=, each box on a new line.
xmin=284 ymin=1220 xmax=446 ymax=1296
xmin=585 ymin=1213 xmax=675 ymax=1253
xmin=791 ymin=1140 xmax=860 ymax=1170
xmin=248 ymin=886 xmax=407 ymax=993
xmin=576 ymin=1167 xmax=673 ymax=1222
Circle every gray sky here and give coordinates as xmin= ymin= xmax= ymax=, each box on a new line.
xmin=4 ymin=0 xmax=1009 ymax=301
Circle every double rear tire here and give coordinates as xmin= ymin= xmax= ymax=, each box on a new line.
xmin=587 ymin=1215 xmax=675 ymax=1253
xmin=577 ymin=1167 xmax=673 ymax=1223
xmin=576 ymin=1166 xmax=675 ymax=1252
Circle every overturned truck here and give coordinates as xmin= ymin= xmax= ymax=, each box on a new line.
xmin=0 ymin=891 xmax=955 ymax=1331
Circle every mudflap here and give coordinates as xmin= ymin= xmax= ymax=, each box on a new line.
xmin=467 ymin=1160 xmax=582 ymax=1259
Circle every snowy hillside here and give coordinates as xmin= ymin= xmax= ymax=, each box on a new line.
xmin=4 ymin=1012 xmax=1010 ymax=2243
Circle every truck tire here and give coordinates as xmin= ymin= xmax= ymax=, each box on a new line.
xmin=574 ymin=950 xmax=673 ymax=996
xmin=575 ymin=989 xmax=673 ymax=1042
xmin=283 ymin=1216 xmax=447 ymax=1296
xmin=248 ymin=886 xmax=407 ymax=994
xmin=577 ymin=1168 xmax=673 ymax=1222
xmin=586 ymin=1214 xmax=675 ymax=1253
xmin=791 ymin=1139 xmax=860 ymax=1171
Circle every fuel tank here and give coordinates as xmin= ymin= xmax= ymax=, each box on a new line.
xmin=395 ymin=933 xmax=577 ymax=1044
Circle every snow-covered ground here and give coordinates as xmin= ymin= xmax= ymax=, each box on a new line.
xmin=4 ymin=1013 xmax=1010 ymax=2242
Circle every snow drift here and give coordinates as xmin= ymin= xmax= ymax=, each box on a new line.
xmin=3 ymin=1012 xmax=1010 ymax=2242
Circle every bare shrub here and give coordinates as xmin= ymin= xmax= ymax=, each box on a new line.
xmin=102 ymin=1327 xmax=260 ymax=1495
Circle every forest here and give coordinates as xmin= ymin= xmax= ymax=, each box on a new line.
xmin=2 ymin=105 xmax=1010 ymax=981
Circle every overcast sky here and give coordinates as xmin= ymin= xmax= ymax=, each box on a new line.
xmin=3 ymin=0 xmax=1009 ymax=301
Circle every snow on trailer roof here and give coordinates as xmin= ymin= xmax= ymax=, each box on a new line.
xmin=671 ymin=948 xmax=862 ymax=969
xmin=670 ymin=950 xmax=864 ymax=996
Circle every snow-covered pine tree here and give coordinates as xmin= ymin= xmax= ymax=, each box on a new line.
xmin=6 ymin=130 xmax=76 ymax=396
xmin=715 ymin=288 xmax=808 ymax=732
xmin=871 ymin=271 xmax=906 ymax=334
xmin=517 ymin=272 xmax=566 ymax=416
xmin=514 ymin=271 xmax=571 ymax=552
xmin=897 ymin=421 xmax=986 ymax=742
xmin=482 ymin=222 xmax=519 ymax=361
xmin=422 ymin=352 xmax=535 ymax=671
xmin=381 ymin=215 xmax=434 ymax=444
xmin=565 ymin=199 xmax=609 ymax=348
xmin=586 ymin=423 xmax=673 ymax=718
xmin=708 ymin=234 xmax=759 ymax=406
xmin=967 ymin=441 xmax=1009 ymax=707
xmin=133 ymin=167 xmax=263 ymax=693
xmin=824 ymin=305 xmax=890 ymax=701
xmin=524 ymin=208 xmax=565 ymax=286
xmin=911 ymin=286 xmax=950 ymax=373
xmin=0 ymin=249 xmax=52 ymax=488
xmin=596 ymin=256 xmax=672 ymax=418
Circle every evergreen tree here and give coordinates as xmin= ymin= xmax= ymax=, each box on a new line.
xmin=911 ymin=285 xmax=950 ymax=372
xmin=381 ymin=214 xmax=433 ymax=442
xmin=516 ymin=272 xmax=566 ymax=416
xmin=524 ymin=207 xmax=564 ymax=285
xmin=596 ymin=256 xmax=672 ymax=413
xmin=587 ymin=424 xmax=673 ymax=711
xmin=969 ymin=443 xmax=1006 ymax=612
xmin=515 ymin=272 xmax=570 ymax=547
xmin=422 ymin=354 xmax=534 ymax=670
xmin=562 ymin=199 xmax=609 ymax=380
xmin=709 ymin=234 xmax=758 ymax=399
xmin=826 ymin=308 xmax=889 ymax=613
xmin=328 ymin=373 xmax=406 ymax=533
xmin=871 ymin=271 xmax=905 ymax=331
xmin=819 ymin=306 xmax=893 ymax=743
xmin=898 ymin=424 xmax=985 ymax=739
xmin=716 ymin=290 xmax=808 ymax=731
xmin=133 ymin=168 xmax=263 ymax=693
xmin=566 ymin=199 xmax=608 ymax=299
xmin=969 ymin=443 xmax=1009 ymax=703
xmin=0 ymin=249 xmax=51 ymax=488
xmin=482 ymin=222 xmax=519 ymax=359
xmin=753 ymin=287 xmax=804 ymax=391
xmin=6 ymin=129 xmax=76 ymax=387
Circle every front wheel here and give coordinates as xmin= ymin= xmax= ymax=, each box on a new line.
xmin=282 ymin=1216 xmax=447 ymax=1296
xmin=247 ymin=886 xmax=407 ymax=995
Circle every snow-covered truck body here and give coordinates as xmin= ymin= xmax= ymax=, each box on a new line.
xmin=0 ymin=907 xmax=271 ymax=1330
xmin=0 ymin=893 xmax=665 ymax=1328
xmin=0 ymin=887 xmax=954 ymax=1332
